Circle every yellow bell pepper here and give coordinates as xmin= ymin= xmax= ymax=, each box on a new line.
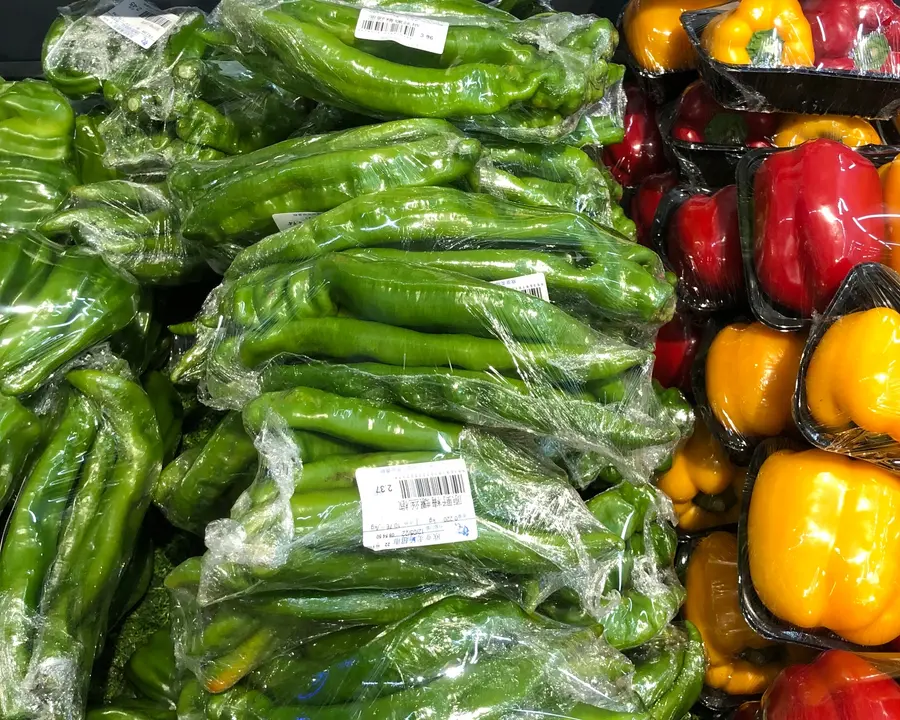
xmin=805 ymin=307 xmax=900 ymax=440
xmin=879 ymin=154 xmax=900 ymax=273
xmin=657 ymin=421 xmax=745 ymax=531
xmin=772 ymin=115 xmax=882 ymax=148
xmin=749 ymin=448 xmax=900 ymax=646
xmin=700 ymin=0 xmax=815 ymax=68
xmin=705 ymin=322 xmax=804 ymax=439
xmin=684 ymin=532 xmax=784 ymax=695
xmin=624 ymin=0 xmax=726 ymax=72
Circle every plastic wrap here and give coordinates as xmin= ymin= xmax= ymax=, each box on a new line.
xmin=740 ymin=438 xmax=900 ymax=651
xmin=681 ymin=1 xmax=900 ymax=117
xmin=173 ymin=601 xmax=704 ymax=720
xmin=0 ymin=367 xmax=162 ymax=720
xmin=737 ymin=141 xmax=894 ymax=329
xmin=39 ymin=180 xmax=208 ymax=286
xmin=0 ymin=230 xmax=140 ymax=397
xmin=465 ymin=141 xmax=635 ymax=237
xmin=795 ymin=262 xmax=900 ymax=469
xmin=168 ymin=118 xmax=485 ymax=252
xmin=601 ymin=83 xmax=670 ymax=187
xmin=631 ymin=170 xmax=679 ymax=246
xmin=651 ymin=184 xmax=744 ymax=313
xmin=213 ymin=0 xmax=624 ymax=143
xmin=653 ymin=310 xmax=702 ymax=394
xmin=693 ymin=321 xmax=803 ymax=463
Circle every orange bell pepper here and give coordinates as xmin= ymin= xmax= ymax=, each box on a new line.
xmin=684 ymin=531 xmax=784 ymax=695
xmin=701 ymin=0 xmax=815 ymax=67
xmin=772 ymin=115 xmax=882 ymax=148
xmin=880 ymin=153 xmax=900 ymax=273
xmin=705 ymin=322 xmax=804 ymax=439
xmin=624 ymin=0 xmax=725 ymax=72
xmin=657 ymin=421 xmax=744 ymax=531
xmin=805 ymin=307 xmax=900 ymax=440
xmin=749 ymin=448 xmax=900 ymax=645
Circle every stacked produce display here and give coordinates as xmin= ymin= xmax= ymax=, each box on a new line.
xmin=0 ymin=0 xmax=895 ymax=717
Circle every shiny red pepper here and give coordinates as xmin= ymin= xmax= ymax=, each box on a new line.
xmin=801 ymin=0 xmax=900 ymax=72
xmin=762 ymin=650 xmax=900 ymax=720
xmin=671 ymin=81 xmax=781 ymax=147
xmin=753 ymin=139 xmax=886 ymax=315
xmin=631 ymin=171 xmax=679 ymax=247
xmin=602 ymin=84 xmax=668 ymax=187
xmin=652 ymin=311 xmax=702 ymax=393
xmin=667 ymin=185 xmax=744 ymax=305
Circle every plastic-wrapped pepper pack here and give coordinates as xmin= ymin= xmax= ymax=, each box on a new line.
xmin=213 ymin=0 xmax=626 ymax=143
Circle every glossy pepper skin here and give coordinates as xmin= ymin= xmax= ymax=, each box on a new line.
xmin=881 ymin=153 xmax=900 ymax=273
xmin=772 ymin=114 xmax=882 ymax=147
xmin=0 ymin=80 xmax=74 ymax=162
xmin=684 ymin=532 xmax=784 ymax=695
xmin=623 ymin=0 xmax=726 ymax=72
xmin=632 ymin=171 xmax=678 ymax=247
xmin=801 ymin=0 xmax=900 ymax=72
xmin=705 ymin=322 xmax=804 ymax=439
xmin=701 ymin=0 xmax=816 ymax=67
xmin=601 ymin=85 xmax=668 ymax=187
xmin=653 ymin=311 xmax=702 ymax=393
xmin=805 ymin=307 xmax=900 ymax=439
xmin=74 ymin=115 xmax=118 ymax=185
xmin=671 ymin=81 xmax=780 ymax=146
xmin=762 ymin=650 xmax=900 ymax=719
xmin=753 ymin=139 xmax=886 ymax=314
xmin=657 ymin=421 xmax=743 ymax=530
xmin=667 ymin=185 xmax=744 ymax=306
xmin=750 ymin=448 xmax=900 ymax=645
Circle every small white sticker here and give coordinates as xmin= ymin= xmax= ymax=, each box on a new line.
xmin=492 ymin=273 xmax=551 ymax=301
xmin=355 ymin=8 xmax=449 ymax=55
xmin=357 ymin=458 xmax=478 ymax=551
xmin=99 ymin=0 xmax=179 ymax=50
xmin=272 ymin=212 xmax=320 ymax=232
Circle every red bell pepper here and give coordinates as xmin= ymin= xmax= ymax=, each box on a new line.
xmin=670 ymin=81 xmax=781 ymax=147
xmin=753 ymin=139 xmax=886 ymax=315
xmin=762 ymin=650 xmax=900 ymax=719
xmin=801 ymin=0 xmax=900 ymax=72
xmin=631 ymin=171 xmax=678 ymax=247
xmin=652 ymin=311 xmax=702 ymax=393
xmin=601 ymin=84 xmax=668 ymax=187
xmin=667 ymin=185 xmax=744 ymax=305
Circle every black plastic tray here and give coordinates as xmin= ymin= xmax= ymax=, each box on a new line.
xmin=735 ymin=145 xmax=900 ymax=331
xmin=793 ymin=263 xmax=900 ymax=471
xmin=615 ymin=7 xmax=697 ymax=105
xmin=681 ymin=5 xmax=900 ymax=119
xmin=737 ymin=438 xmax=900 ymax=655
xmin=650 ymin=184 xmax=747 ymax=314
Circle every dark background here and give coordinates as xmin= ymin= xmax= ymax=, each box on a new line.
xmin=0 ymin=0 xmax=629 ymax=78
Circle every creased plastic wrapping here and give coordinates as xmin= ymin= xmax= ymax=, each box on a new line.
xmin=172 ymin=594 xmax=704 ymax=720
xmin=795 ymin=262 xmax=900 ymax=469
xmin=601 ymin=83 xmax=670 ymax=188
xmin=213 ymin=0 xmax=625 ymax=144
xmin=0 ymin=368 xmax=162 ymax=720
xmin=0 ymin=231 xmax=140 ymax=397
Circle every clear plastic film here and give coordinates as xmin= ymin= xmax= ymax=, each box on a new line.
xmin=0 ymin=230 xmax=140 ymax=397
xmin=795 ymin=262 xmax=900 ymax=468
xmin=173 ymin=600 xmax=704 ymax=720
xmin=742 ymin=142 xmax=899 ymax=328
xmin=0 ymin=364 xmax=162 ymax=720
xmin=39 ymin=180 xmax=208 ymax=286
xmin=212 ymin=0 xmax=625 ymax=144
xmin=601 ymin=83 xmax=670 ymax=188
xmin=743 ymin=441 xmax=900 ymax=649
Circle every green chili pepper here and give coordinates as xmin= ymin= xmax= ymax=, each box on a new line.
xmin=0 ymin=155 xmax=77 ymax=231
xmin=0 ymin=79 xmax=75 ymax=162
xmin=73 ymin=115 xmax=118 ymax=185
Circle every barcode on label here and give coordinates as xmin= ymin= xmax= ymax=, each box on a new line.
xmin=355 ymin=8 xmax=449 ymax=55
xmin=492 ymin=273 xmax=550 ymax=302
xmin=137 ymin=9 xmax=174 ymax=28
xmin=356 ymin=458 xmax=477 ymax=551
xmin=399 ymin=471 xmax=466 ymax=499
xmin=100 ymin=0 xmax=179 ymax=49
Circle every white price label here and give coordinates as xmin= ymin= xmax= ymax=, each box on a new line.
xmin=357 ymin=458 xmax=477 ymax=551
xmin=99 ymin=0 xmax=178 ymax=49
xmin=272 ymin=212 xmax=320 ymax=232
xmin=492 ymin=273 xmax=550 ymax=301
xmin=355 ymin=8 xmax=449 ymax=55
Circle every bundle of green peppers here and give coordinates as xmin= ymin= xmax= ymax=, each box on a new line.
xmin=216 ymin=0 xmax=624 ymax=143
xmin=0 ymin=369 xmax=162 ymax=720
